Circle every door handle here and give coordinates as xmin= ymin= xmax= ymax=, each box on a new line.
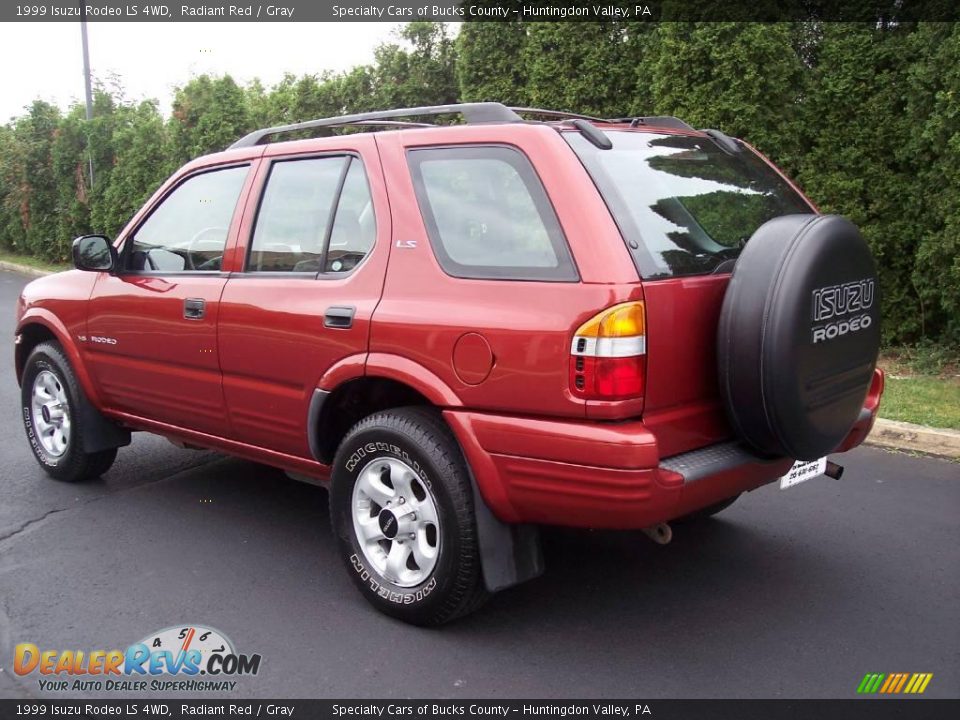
xmin=184 ymin=298 xmax=206 ymax=320
xmin=324 ymin=305 xmax=355 ymax=329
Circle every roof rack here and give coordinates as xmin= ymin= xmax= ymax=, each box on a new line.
xmin=509 ymin=107 xmax=612 ymax=123
xmin=229 ymin=102 xmax=697 ymax=149
xmin=229 ymin=102 xmax=523 ymax=149
xmin=622 ymin=116 xmax=695 ymax=131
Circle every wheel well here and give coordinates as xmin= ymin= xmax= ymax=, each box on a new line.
xmin=315 ymin=377 xmax=432 ymax=465
xmin=15 ymin=323 xmax=57 ymax=383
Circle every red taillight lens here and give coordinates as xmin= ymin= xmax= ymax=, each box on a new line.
xmin=569 ymin=301 xmax=646 ymax=401
xmin=594 ymin=355 xmax=646 ymax=399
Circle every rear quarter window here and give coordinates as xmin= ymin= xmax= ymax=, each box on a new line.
xmin=407 ymin=145 xmax=577 ymax=281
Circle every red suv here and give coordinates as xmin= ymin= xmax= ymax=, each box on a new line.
xmin=15 ymin=103 xmax=884 ymax=625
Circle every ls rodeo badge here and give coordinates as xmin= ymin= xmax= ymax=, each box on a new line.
xmin=13 ymin=624 xmax=262 ymax=693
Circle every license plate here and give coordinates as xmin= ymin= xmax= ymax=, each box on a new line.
xmin=780 ymin=457 xmax=827 ymax=489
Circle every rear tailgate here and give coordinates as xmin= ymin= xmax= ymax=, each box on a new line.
xmin=565 ymin=128 xmax=816 ymax=458
xmin=641 ymin=275 xmax=732 ymax=457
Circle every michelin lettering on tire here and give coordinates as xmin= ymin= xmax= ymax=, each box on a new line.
xmin=349 ymin=553 xmax=437 ymax=604
xmin=345 ymin=442 xmax=430 ymax=485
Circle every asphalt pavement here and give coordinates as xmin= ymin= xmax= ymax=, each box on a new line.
xmin=0 ymin=269 xmax=957 ymax=699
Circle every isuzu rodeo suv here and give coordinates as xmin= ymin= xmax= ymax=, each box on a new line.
xmin=15 ymin=103 xmax=883 ymax=624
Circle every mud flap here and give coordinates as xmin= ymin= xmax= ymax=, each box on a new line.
xmin=467 ymin=469 xmax=543 ymax=592
xmin=77 ymin=400 xmax=131 ymax=453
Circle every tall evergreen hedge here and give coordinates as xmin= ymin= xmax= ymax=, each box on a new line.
xmin=0 ymin=21 xmax=956 ymax=347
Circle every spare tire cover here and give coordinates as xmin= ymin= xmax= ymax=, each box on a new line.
xmin=717 ymin=214 xmax=880 ymax=460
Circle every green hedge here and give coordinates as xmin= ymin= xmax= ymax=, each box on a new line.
xmin=0 ymin=21 xmax=956 ymax=347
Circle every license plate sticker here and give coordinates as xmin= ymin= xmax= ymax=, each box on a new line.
xmin=780 ymin=457 xmax=827 ymax=489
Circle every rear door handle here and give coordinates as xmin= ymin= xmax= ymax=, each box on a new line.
xmin=324 ymin=305 xmax=355 ymax=329
xmin=184 ymin=298 xmax=205 ymax=320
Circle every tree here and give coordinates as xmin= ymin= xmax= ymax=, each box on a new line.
xmin=13 ymin=101 xmax=61 ymax=259
xmin=904 ymin=22 xmax=960 ymax=345
xmin=650 ymin=23 xmax=804 ymax=164
xmin=795 ymin=22 xmax=921 ymax=344
xmin=93 ymin=99 xmax=171 ymax=238
xmin=169 ymin=75 xmax=252 ymax=163
xmin=457 ymin=22 xmax=531 ymax=105
xmin=370 ymin=22 xmax=459 ymax=110
xmin=523 ymin=22 xmax=649 ymax=117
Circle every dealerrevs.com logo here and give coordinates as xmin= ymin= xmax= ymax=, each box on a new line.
xmin=14 ymin=624 xmax=262 ymax=693
xmin=811 ymin=277 xmax=875 ymax=344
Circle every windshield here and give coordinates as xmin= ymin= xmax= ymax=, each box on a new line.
xmin=565 ymin=130 xmax=813 ymax=279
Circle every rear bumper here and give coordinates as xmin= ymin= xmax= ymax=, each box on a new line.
xmin=444 ymin=369 xmax=884 ymax=530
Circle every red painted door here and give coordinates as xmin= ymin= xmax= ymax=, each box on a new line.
xmin=85 ymin=162 xmax=256 ymax=436
xmin=216 ymin=138 xmax=391 ymax=458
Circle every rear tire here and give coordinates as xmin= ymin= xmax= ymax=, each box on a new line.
xmin=330 ymin=407 xmax=488 ymax=626
xmin=21 ymin=341 xmax=117 ymax=482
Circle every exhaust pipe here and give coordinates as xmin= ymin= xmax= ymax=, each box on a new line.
xmin=642 ymin=522 xmax=672 ymax=545
xmin=825 ymin=461 xmax=844 ymax=480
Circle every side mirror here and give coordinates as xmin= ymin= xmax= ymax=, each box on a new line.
xmin=72 ymin=235 xmax=117 ymax=272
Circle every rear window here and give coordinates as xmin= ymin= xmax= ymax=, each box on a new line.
xmin=566 ymin=131 xmax=812 ymax=279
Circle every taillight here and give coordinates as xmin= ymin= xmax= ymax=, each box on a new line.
xmin=569 ymin=301 xmax=646 ymax=401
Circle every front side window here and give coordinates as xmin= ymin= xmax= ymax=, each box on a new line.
xmin=248 ymin=156 xmax=376 ymax=274
xmin=408 ymin=146 xmax=577 ymax=281
xmin=128 ymin=165 xmax=248 ymax=272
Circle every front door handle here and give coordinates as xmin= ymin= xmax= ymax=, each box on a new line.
xmin=184 ymin=298 xmax=205 ymax=320
xmin=324 ymin=305 xmax=355 ymax=329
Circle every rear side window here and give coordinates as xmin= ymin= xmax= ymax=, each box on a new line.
xmin=408 ymin=146 xmax=577 ymax=281
xmin=249 ymin=156 xmax=345 ymax=272
xmin=565 ymin=131 xmax=813 ymax=279
xmin=249 ymin=156 xmax=376 ymax=274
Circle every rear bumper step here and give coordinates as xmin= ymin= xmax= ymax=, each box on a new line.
xmin=660 ymin=441 xmax=783 ymax=484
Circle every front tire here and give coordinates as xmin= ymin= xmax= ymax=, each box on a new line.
xmin=21 ymin=341 xmax=117 ymax=483
xmin=330 ymin=407 xmax=488 ymax=625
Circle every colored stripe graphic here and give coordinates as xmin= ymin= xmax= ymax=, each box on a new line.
xmin=917 ymin=674 xmax=933 ymax=693
xmin=857 ymin=672 xmax=933 ymax=694
xmin=879 ymin=674 xmax=896 ymax=693
xmin=893 ymin=673 xmax=909 ymax=693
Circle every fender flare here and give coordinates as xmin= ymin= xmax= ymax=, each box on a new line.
xmin=317 ymin=352 xmax=464 ymax=408
xmin=17 ymin=309 xmax=100 ymax=404
xmin=17 ymin=310 xmax=130 ymax=453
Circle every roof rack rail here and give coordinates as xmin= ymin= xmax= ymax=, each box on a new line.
xmin=509 ymin=107 xmax=613 ymax=123
xmin=229 ymin=102 xmax=523 ymax=149
xmin=620 ymin=116 xmax=695 ymax=131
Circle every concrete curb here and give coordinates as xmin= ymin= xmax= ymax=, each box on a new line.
xmin=865 ymin=418 xmax=960 ymax=460
xmin=0 ymin=258 xmax=957 ymax=460
xmin=0 ymin=259 xmax=56 ymax=278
